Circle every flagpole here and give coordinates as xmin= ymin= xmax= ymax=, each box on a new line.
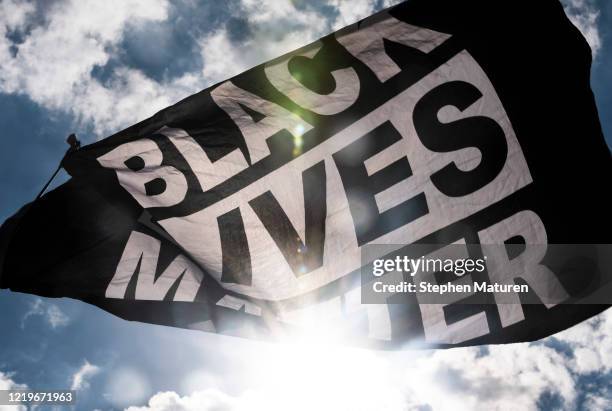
xmin=34 ymin=134 xmax=80 ymax=201
xmin=0 ymin=134 xmax=81 ymax=288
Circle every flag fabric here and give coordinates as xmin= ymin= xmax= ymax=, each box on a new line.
xmin=1 ymin=0 xmax=611 ymax=348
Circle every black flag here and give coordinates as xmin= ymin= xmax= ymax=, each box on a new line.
xmin=1 ymin=0 xmax=611 ymax=348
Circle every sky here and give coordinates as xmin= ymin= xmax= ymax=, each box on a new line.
xmin=0 ymin=0 xmax=611 ymax=410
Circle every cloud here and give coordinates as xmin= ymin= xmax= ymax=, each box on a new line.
xmin=0 ymin=0 xmax=35 ymax=31
xmin=403 ymin=344 xmax=576 ymax=410
xmin=562 ymin=0 xmax=602 ymax=57
xmin=397 ymin=310 xmax=612 ymax=410
xmin=1 ymin=0 xmax=601 ymax=139
xmin=125 ymin=390 xmax=238 ymax=411
xmin=328 ymin=0 xmax=377 ymax=31
xmin=70 ymin=360 xmax=101 ymax=391
xmin=198 ymin=0 xmax=406 ymax=85
xmin=0 ymin=0 xmax=181 ymax=135
xmin=0 ymin=0 xmax=408 ymax=136
xmin=127 ymin=309 xmax=612 ymax=411
xmin=199 ymin=0 xmax=328 ymax=84
xmin=583 ymin=391 xmax=612 ymax=411
xmin=45 ymin=304 xmax=70 ymax=328
xmin=21 ymin=297 xmax=70 ymax=329
xmin=329 ymin=0 xmax=403 ymax=31
xmin=105 ymin=367 xmax=152 ymax=409
xmin=550 ymin=307 xmax=612 ymax=374
xmin=0 ymin=371 xmax=28 ymax=411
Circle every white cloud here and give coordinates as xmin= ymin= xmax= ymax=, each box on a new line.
xmin=70 ymin=360 xmax=100 ymax=391
xmin=0 ymin=0 xmax=604 ymax=138
xmin=46 ymin=304 xmax=70 ymax=328
xmin=551 ymin=307 xmax=612 ymax=374
xmin=21 ymin=297 xmax=70 ymax=329
xmin=105 ymin=367 xmax=152 ymax=409
xmin=329 ymin=0 xmax=377 ymax=31
xmin=199 ymin=0 xmax=408 ymax=85
xmin=2 ymin=0 xmax=401 ymax=136
xmin=0 ymin=0 xmax=184 ymax=135
xmin=0 ymin=371 xmax=27 ymax=390
xmin=399 ymin=310 xmax=612 ymax=410
xmin=402 ymin=344 xmax=576 ymax=410
xmin=562 ymin=0 xmax=601 ymax=57
xmin=0 ymin=371 xmax=27 ymax=411
xmin=199 ymin=0 xmax=328 ymax=84
xmin=127 ymin=309 xmax=612 ymax=411
xmin=0 ymin=0 xmax=35 ymax=31
xmin=2 ymin=0 xmax=353 ymax=136
xmin=329 ymin=0 xmax=404 ymax=31
xmin=126 ymin=390 xmax=238 ymax=411
xmin=584 ymin=392 xmax=612 ymax=411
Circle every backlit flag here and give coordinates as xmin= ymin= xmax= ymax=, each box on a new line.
xmin=1 ymin=0 xmax=611 ymax=348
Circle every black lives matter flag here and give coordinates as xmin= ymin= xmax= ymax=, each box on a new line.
xmin=1 ymin=0 xmax=611 ymax=348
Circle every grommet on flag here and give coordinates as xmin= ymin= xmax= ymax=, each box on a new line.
xmin=66 ymin=133 xmax=81 ymax=153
